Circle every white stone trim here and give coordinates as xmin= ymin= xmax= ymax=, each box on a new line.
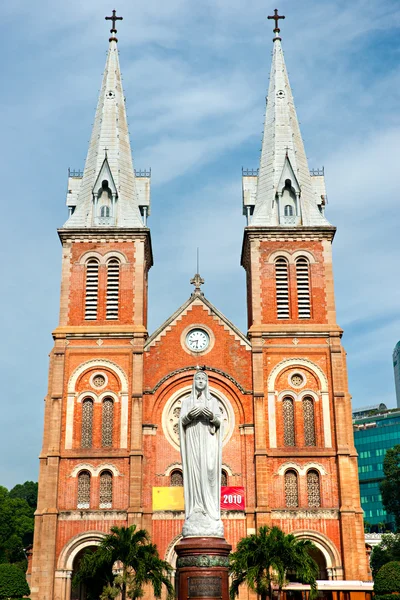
xmin=120 ymin=393 xmax=129 ymax=448
xmin=164 ymin=463 xmax=182 ymax=476
xmin=322 ymin=391 xmax=332 ymax=448
xmin=277 ymin=390 xmax=297 ymax=402
xmin=266 ymin=250 xmax=316 ymax=264
xmin=78 ymin=251 xmax=103 ymax=264
xmin=298 ymin=389 xmax=319 ymax=402
xmin=70 ymin=463 xmax=121 ymax=478
xmin=65 ymin=394 xmax=75 ymax=449
xmin=98 ymin=391 xmax=119 ymax=403
xmin=268 ymin=392 xmax=277 ymax=448
xmin=76 ymin=391 xmax=97 ymax=404
xmin=78 ymin=250 xmax=128 ymax=265
xmin=276 ymin=462 xmax=327 ymax=476
xmin=89 ymin=371 xmax=108 ymax=390
xmin=180 ymin=323 xmax=216 ymax=357
xmin=57 ymin=531 xmax=106 ymax=570
xmin=268 ymin=358 xmax=328 ymax=393
xmin=165 ymin=533 xmax=183 ymax=570
xmin=68 ymin=359 xmax=129 ymax=394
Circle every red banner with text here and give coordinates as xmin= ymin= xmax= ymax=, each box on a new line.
xmin=220 ymin=486 xmax=245 ymax=511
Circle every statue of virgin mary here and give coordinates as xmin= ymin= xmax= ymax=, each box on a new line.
xmin=179 ymin=370 xmax=224 ymax=538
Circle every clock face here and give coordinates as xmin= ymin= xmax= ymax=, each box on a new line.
xmin=186 ymin=329 xmax=210 ymax=352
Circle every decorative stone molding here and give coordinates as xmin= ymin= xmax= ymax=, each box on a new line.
xmin=69 ymin=463 xmax=122 ymax=477
xmin=68 ymin=359 xmax=128 ymax=394
xmin=272 ymin=509 xmax=338 ymax=519
xmin=144 ymin=365 xmax=252 ymax=395
xmin=57 ymin=530 xmax=107 ymax=570
xmin=177 ymin=555 xmax=230 ymax=568
xmin=58 ymin=510 xmax=127 ymax=521
xmin=291 ymin=529 xmax=342 ymax=570
xmin=268 ymin=358 xmax=328 ymax=393
xmin=276 ymin=462 xmax=327 ymax=476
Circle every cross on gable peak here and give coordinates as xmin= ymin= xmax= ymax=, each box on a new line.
xmin=190 ymin=272 xmax=205 ymax=295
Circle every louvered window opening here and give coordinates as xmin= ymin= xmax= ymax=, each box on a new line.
xmin=307 ymin=470 xmax=321 ymax=507
xmin=99 ymin=471 xmax=113 ymax=508
xmin=81 ymin=399 xmax=93 ymax=448
xmin=106 ymin=260 xmax=120 ymax=320
xmin=303 ymin=397 xmax=316 ymax=446
xmin=221 ymin=470 xmax=228 ymax=487
xmin=77 ymin=471 xmax=90 ymax=509
xmin=102 ymin=398 xmax=114 ymax=447
xmin=85 ymin=260 xmax=99 ymax=320
xmin=285 ymin=470 xmax=298 ymax=508
xmin=296 ymin=258 xmax=311 ymax=318
xmin=170 ymin=470 xmax=183 ymax=487
xmin=275 ymin=258 xmax=290 ymax=319
xmin=283 ymin=397 xmax=295 ymax=446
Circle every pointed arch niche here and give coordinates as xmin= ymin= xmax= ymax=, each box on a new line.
xmin=267 ymin=358 xmax=331 ymax=449
xmin=65 ymin=359 xmax=129 ymax=450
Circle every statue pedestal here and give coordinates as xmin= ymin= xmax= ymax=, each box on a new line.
xmin=175 ymin=537 xmax=231 ymax=600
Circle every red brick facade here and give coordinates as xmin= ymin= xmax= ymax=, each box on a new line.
xmin=29 ymin=220 xmax=371 ymax=600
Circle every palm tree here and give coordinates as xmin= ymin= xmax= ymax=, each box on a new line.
xmin=229 ymin=525 xmax=319 ymax=600
xmin=74 ymin=525 xmax=174 ymax=600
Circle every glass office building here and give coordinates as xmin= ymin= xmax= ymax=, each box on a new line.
xmin=353 ymin=406 xmax=400 ymax=530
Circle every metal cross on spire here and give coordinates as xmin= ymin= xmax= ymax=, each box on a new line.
xmin=268 ymin=8 xmax=285 ymax=36
xmin=190 ymin=249 xmax=204 ymax=295
xmin=105 ymin=9 xmax=123 ymax=42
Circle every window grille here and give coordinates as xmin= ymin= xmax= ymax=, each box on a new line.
xmin=99 ymin=471 xmax=113 ymax=508
xmin=221 ymin=470 xmax=228 ymax=487
xmin=307 ymin=470 xmax=321 ymax=507
xmin=81 ymin=399 xmax=93 ymax=448
xmin=85 ymin=259 xmax=99 ymax=320
xmin=77 ymin=471 xmax=91 ymax=508
xmin=296 ymin=257 xmax=311 ymax=318
xmin=106 ymin=259 xmax=120 ymax=320
xmin=303 ymin=397 xmax=316 ymax=446
xmin=285 ymin=470 xmax=298 ymax=508
xmin=102 ymin=398 xmax=114 ymax=447
xmin=100 ymin=205 xmax=110 ymax=217
xmin=284 ymin=205 xmax=294 ymax=216
xmin=170 ymin=470 xmax=183 ymax=487
xmin=283 ymin=397 xmax=295 ymax=446
xmin=275 ymin=258 xmax=290 ymax=319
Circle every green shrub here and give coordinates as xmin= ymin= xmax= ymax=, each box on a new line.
xmin=0 ymin=563 xmax=30 ymax=598
xmin=375 ymin=561 xmax=400 ymax=594
xmin=376 ymin=595 xmax=400 ymax=600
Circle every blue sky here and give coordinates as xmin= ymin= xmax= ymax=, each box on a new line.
xmin=1 ymin=0 xmax=400 ymax=488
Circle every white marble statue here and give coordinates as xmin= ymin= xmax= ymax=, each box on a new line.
xmin=179 ymin=370 xmax=224 ymax=538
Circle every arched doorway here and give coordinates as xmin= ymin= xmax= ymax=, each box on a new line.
xmin=308 ymin=546 xmax=328 ymax=580
xmin=70 ymin=547 xmax=97 ymax=600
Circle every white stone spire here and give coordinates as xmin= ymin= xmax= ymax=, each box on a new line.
xmin=248 ymin=22 xmax=329 ymax=227
xmin=64 ymin=23 xmax=147 ymax=229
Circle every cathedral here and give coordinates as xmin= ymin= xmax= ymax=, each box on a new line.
xmin=30 ymin=10 xmax=372 ymax=600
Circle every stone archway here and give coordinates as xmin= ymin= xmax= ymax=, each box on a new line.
xmin=54 ymin=532 xmax=106 ymax=600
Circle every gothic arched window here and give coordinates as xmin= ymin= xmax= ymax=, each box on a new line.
xmin=296 ymin=257 xmax=311 ymax=319
xmin=81 ymin=399 xmax=93 ymax=448
xmin=284 ymin=204 xmax=294 ymax=216
xmin=170 ymin=470 xmax=183 ymax=487
xmin=102 ymin=398 xmax=114 ymax=447
xmin=275 ymin=258 xmax=290 ymax=319
xmin=283 ymin=397 xmax=295 ymax=446
xmin=285 ymin=470 xmax=298 ymax=508
xmin=99 ymin=471 xmax=113 ymax=508
xmin=100 ymin=205 xmax=110 ymax=217
xmin=106 ymin=259 xmax=120 ymax=320
xmin=85 ymin=259 xmax=99 ymax=320
xmin=303 ymin=397 xmax=316 ymax=446
xmin=307 ymin=470 xmax=321 ymax=507
xmin=77 ymin=471 xmax=91 ymax=509
xmin=221 ymin=470 xmax=228 ymax=487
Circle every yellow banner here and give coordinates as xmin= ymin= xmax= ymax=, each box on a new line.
xmin=152 ymin=487 xmax=184 ymax=511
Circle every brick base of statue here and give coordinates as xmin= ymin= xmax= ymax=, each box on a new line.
xmin=175 ymin=537 xmax=232 ymax=600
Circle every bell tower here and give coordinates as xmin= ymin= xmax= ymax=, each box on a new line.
xmin=242 ymin=13 xmax=369 ymax=583
xmin=30 ymin=13 xmax=152 ymax=600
